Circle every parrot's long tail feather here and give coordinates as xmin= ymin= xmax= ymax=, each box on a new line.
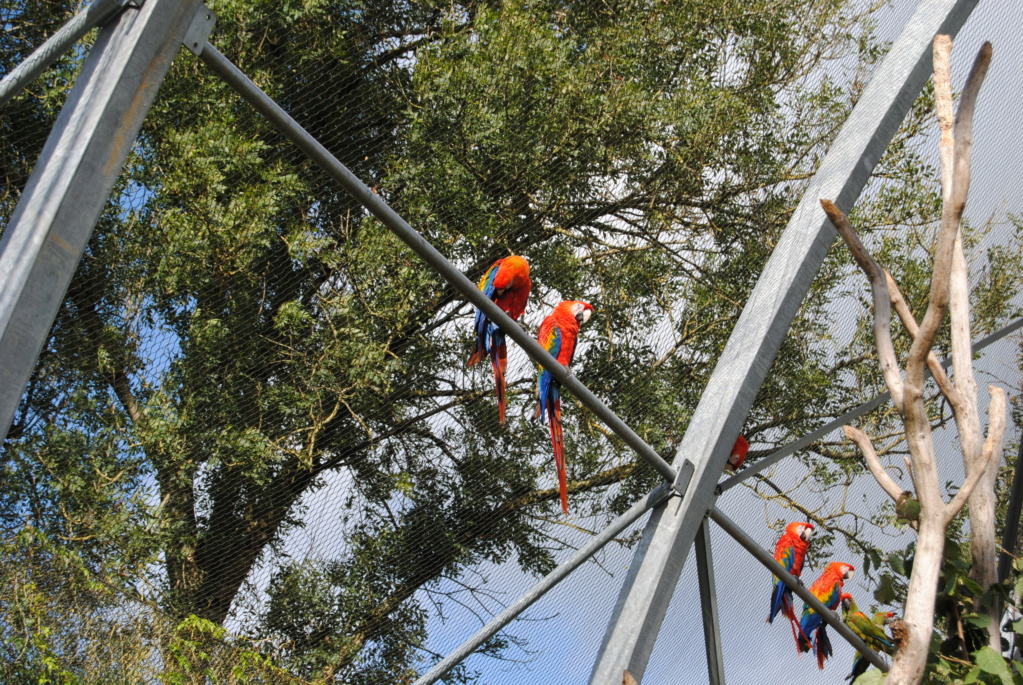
xmin=797 ymin=624 xmax=813 ymax=654
xmin=549 ymin=399 xmax=567 ymax=514
xmin=768 ymin=582 xmax=786 ymax=623
xmin=815 ymin=626 xmax=832 ymax=670
xmin=491 ymin=342 xmax=508 ymax=424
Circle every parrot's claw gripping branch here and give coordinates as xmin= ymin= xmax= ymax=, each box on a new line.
xmin=709 ymin=507 xmax=889 ymax=672
xmin=195 ymin=38 xmax=682 ymax=490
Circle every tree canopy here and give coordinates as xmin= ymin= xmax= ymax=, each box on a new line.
xmin=1 ymin=0 xmax=1022 ymax=682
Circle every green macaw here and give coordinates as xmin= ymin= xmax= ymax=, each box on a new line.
xmin=840 ymin=593 xmax=895 ymax=682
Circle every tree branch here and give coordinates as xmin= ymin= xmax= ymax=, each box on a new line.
xmin=844 ymin=425 xmax=905 ymax=503
xmin=821 ymin=199 xmax=904 ymax=408
xmin=945 ymin=386 xmax=1006 ymax=523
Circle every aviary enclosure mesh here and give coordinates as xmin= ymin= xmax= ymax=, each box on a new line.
xmin=1 ymin=1 xmax=1022 ymax=683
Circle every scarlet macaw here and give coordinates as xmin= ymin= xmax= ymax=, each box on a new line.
xmin=533 ymin=300 xmax=594 ymax=514
xmin=767 ymin=521 xmax=814 ymax=642
xmin=841 ymin=593 xmax=894 ymax=681
xmin=797 ymin=561 xmax=855 ymax=669
xmin=467 ymin=255 xmax=532 ymax=423
xmin=725 ymin=435 xmax=750 ymax=473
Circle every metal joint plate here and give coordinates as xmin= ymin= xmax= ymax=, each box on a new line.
xmin=183 ymin=5 xmax=216 ymax=56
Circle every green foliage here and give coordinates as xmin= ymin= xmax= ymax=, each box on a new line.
xmin=2 ymin=0 xmax=1023 ymax=681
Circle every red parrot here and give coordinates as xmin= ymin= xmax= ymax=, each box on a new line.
xmin=797 ymin=562 xmax=856 ymax=669
xmin=533 ymin=300 xmax=594 ymax=514
xmin=767 ymin=521 xmax=814 ymax=642
xmin=725 ymin=435 xmax=749 ymax=473
xmin=467 ymin=255 xmax=532 ymax=423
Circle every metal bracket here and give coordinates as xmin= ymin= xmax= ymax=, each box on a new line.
xmin=183 ymin=5 xmax=216 ymax=56
xmin=672 ymin=458 xmax=695 ymax=496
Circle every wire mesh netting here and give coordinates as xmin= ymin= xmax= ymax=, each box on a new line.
xmin=2 ymin=0 xmax=1023 ymax=683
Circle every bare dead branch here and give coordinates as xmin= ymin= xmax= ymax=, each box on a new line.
xmin=822 ymin=199 xmax=904 ymax=407
xmin=844 ymin=425 xmax=905 ymax=503
xmin=933 ymin=35 xmax=954 ymax=198
xmin=910 ymin=41 xmax=990 ymax=377
xmin=945 ymin=386 xmax=1006 ymax=523
xmin=884 ymin=270 xmax=957 ymax=402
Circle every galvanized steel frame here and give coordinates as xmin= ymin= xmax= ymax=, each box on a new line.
xmin=0 ymin=0 xmax=205 ymax=443
xmin=0 ymin=0 xmax=998 ymax=682
xmin=588 ymin=1 xmax=980 ymax=680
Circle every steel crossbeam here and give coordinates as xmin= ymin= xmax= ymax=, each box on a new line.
xmin=0 ymin=0 xmax=138 ymax=109
xmin=589 ymin=1 xmax=980 ymax=681
xmin=194 ymin=35 xmax=682 ymax=488
xmin=0 ymin=0 xmax=204 ymax=443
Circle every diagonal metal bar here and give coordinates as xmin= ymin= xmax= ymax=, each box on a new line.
xmin=0 ymin=0 xmax=137 ymax=110
xmin=195 ymin=40 xmax=679 ymax=486
xmin=695 ymin=518 xmax=725 ymax=685
xmin=718 ymin=315 xmax=1023 ymax=494
xmin=998 ymin=435 xmax=1023 ymax=584
xmin=589 ymin=1 xmax=979 ymax=680
xmin=709 ymin=507 xmax=888 ymax=672
xmin=413 ymin=484 xmax=675 ymax=685
xmin=0 ymin=0 xmax=204 ymax=444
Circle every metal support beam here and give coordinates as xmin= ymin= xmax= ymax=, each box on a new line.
xmin=695 ymin=518 xmax=725 ymax=685
xmin=413 ymin=485 xmax=674 ymax=685
xmin=589 ymin=1 xmax=979 ymax=681
xmin=999 ymin=435 xmax=1023 ymax=584
xmin=196 ymin=40 xmax=681 ymax=486
xmin=709 ymin=507 xmax=888 ymax=672
xmin=0 ymin=0 xmax=137 ymax=109
xmin=0 ymin=0 xmax=204 ymax=443
xmin=719 ymin=316 xmax=1023 ymax=494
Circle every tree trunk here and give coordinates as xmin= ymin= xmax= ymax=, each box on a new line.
xmin=887 ymin=512 xmax=946 ymax=684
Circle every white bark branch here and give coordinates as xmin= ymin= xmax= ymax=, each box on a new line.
xmin=945 ymin=386 xmax=1006 ymax=523
xmin=822 ymin=199 xmax=905 ymax=408
xmin=884 ymin=270 xmax=957 ymax=403
xmin=845 ymin=425 xmax=905 ymax=503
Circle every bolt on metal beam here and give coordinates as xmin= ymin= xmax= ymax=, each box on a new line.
xmin=718 ymin=315 xmax=1023 ymax=494
xmin=195 ymin=40 xmax=680 ymax=487
xmin=413 ymin=484 xmax=675 ymax=685
xmin=695 ymin=518 xmax=725 ymax=685
xmin=588 ymin=1 xmax=979 ymax=681
xmin=0 ymin=0 xmax=138 ymax=110
xmin=0 ymin=0 xmax=205 ymax=444
xmin=709 ymin=507 xmax=888 ymax=672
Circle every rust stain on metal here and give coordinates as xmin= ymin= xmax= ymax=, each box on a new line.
xmin=102 ymin=1 xmax=197 ymax=177
xmin=48 ymin=232 xmax=73 ymax=254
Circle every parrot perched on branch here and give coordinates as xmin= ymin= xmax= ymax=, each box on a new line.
xmin=725 ymin=435 xmax=750 ymax=473
xmin=767 ymin=521 xmax=814 ymax=641
xmin=467 ymin=255 xmax=532 ymax=423
xmin=797 ymin=561 xmax=855 ymax=669
xmin=841 ymin=593 xmax=894 ymax=681
xmin=533 ymin=300 xmax=593 ymax=514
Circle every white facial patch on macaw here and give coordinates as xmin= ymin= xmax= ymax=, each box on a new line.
xmin=574 ymin=303 xmax=592 ymax=325
xmin=844 ymin=567 xmax=855 ymax=581
xmin=801 ymin=525 xmax=814 ymax=542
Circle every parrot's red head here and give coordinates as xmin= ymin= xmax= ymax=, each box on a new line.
xmin=569 ymin=301 xmax=594 ymax=325
xmin=724 ymin=435 xmax=749 ymax=472
xmin=831 ymin=562 xmax=855 ymax=582
xmin=785 ymin=521 xmax=814 ymax=543
xmin=840 ymin=593 xmax=854 ymax=612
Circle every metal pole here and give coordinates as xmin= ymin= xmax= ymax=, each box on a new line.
xmin=695 ymin=518 xmax=725 ymax=685
xmin=709 ymin=507 xmax=888 ymax=672
xmin=196 ymin=41 xmax=680 ymax=486
xmin=719 ymin=316 xmax=1023 ymax=493
xmin=0 ymin=0 xmax=135 ymax=109
xmin=998 ymin=435 xmax=1023 ymax=584
xmin=589 ymin=1 xmax=979 ymax=681
xmin=0 ymin=0 xmax=205 ymax=443
xmin=413 ymin=485 xmax=675 ymax=685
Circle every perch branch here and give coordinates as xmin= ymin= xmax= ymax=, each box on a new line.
xmin=821 ymin=199 xmax=904 ymax=408
xmin=844 ymin=425 xmax=905 ymax=503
